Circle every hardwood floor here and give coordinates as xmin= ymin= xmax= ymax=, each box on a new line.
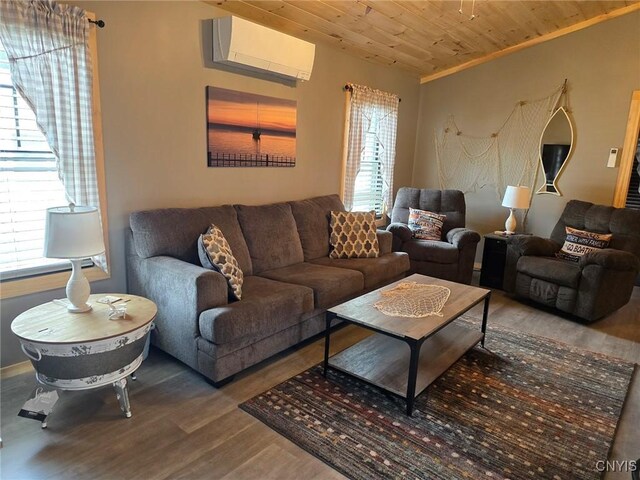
xmin=1 ymin=284 xmax=638 ymax=480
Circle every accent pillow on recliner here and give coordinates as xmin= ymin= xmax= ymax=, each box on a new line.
xmin=198 ymin=224 xmax=244 ymax=300
xmin=556 ymin=226 xmax=612 ymax=262
xmin=408 ymin=207 xmax=446 ymax=240
xmin=329 ymin=211 xmax=379 ymax=259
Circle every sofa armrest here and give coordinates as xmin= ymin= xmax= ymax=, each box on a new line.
xmin=376 ymin=229 xmax=393 ymax=255
xmin=508 ymin=235 xmax=561 ymax=257
xmin=126 ymin=255 xmax=229 ymax=369
xmin=446 ymin=228 xmax=480 ymax=249
xmin=386 ymin=222 xmax=412 ymax=242
xmin=146 ymin=256 xmax=229 ymax=308
xmin=580 ymin=249 xmax=640 ymax=272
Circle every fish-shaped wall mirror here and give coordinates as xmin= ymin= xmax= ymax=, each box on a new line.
xmin=536 ymin=106 xmax=574 ymax=195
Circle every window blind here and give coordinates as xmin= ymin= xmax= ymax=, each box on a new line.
xmin=352 ymin=130 xmax=384 ymax=215
xmin=0 ymin=41 xmax=69 ymax=279
xmin=624 ymin=144 xmax=640 ymax=210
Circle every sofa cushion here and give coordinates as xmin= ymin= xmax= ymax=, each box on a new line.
xmin=130 ymin=205 xmax=253 ymax=275
xmin=310 ymin=252 xmax=409 ymax=289
xmin=289 ymin=194 xmax=345 ymax=260
xmin=556 ymin=226 xmax=612 ymax=263
xmin=235 ymin=202 xmax=304 ymax=274
xmin=198 ymin=225 xmax=243 ymax=300
xmin=408 ymin=208 xmax=445 ymax=240
xmin=517 ymin=256 xmax=581 ymax=288
xmin=401 ymin=239 xmax=459 ymax=264
xmin=259 ymin=262 xmax=364 ymax=309
xmin=329 ymin=211 xmax=379 ymax=259
xmin=198 ymin=276 xmax=314 ymax=345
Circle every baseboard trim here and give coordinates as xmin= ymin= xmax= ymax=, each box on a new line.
xmin=1 ymin=361 xmax=33 ymax=379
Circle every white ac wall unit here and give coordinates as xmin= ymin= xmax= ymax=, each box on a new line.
xmin=212 ymin=16 xmax=315 ymax=81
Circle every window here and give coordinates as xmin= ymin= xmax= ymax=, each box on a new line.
xmin=341 ymin=84 xmax=399 ymax=218
xmin=0 ymin=41 xmax=70 ymax=279
xmin=352 ymin=129 xmax=384 ymax=215
xmin=0 ymin=12 xmax=109 ymax=299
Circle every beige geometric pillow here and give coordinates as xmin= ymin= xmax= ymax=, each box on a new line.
xmin=556 ymin=226 xmax=612 ymax=263
xmin=329 ymin=211 xmax=379 ymax=259
xmin=408 ymin=207 xmax=446 ymax=240
xmin=198 ymin=224 xmax=243 ymax=300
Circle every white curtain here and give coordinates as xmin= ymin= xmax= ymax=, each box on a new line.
xmin=343 ymin=84 xmax=399 ymax=214
xmin=0 ymin=0 xmax=106 ymax=271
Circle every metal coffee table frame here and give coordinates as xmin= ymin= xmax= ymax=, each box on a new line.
xmin=323 ymin=277 xmax=491 ymax=416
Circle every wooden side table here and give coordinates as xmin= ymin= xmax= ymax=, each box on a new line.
xmin=479 ymin=233 xmax=509 ymax=289
xmin=11 ymin=294 xmax=157 ymax=427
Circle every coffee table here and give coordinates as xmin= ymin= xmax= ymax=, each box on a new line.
xmin=323 ymin=274 xmax=491 ymax=416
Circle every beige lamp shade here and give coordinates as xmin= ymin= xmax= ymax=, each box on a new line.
xmin=44 ymin=205 xmax=105 ymax=259
xmin=502 ymin=186 xmax=531 ymax=209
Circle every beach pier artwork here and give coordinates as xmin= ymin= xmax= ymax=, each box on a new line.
xmin=207 ymin=86 xmax=297 ymax=167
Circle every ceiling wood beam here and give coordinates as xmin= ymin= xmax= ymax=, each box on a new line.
xmin=242 ymin=0 xmax=425 ymax=71
xmin=206 ymin=1 xmax=638 ymax=83
xmin=290 ymin=1 xmax=434 ymax=63
xmin=362 ymin=0 xmax=481 ymax=68
xmin=420 ymin=2 xmax=640 ymax=84
xmin=207 ymin=0 xmax=417 ymax=71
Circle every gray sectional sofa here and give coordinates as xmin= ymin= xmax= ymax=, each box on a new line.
xmin=126 ymin=194 xmax=409 ymax=385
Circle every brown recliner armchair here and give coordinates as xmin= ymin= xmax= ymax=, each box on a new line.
xmin=386 ymin=188 xmax=480 ymax=284
xmin=504 ymin=200 xmax=640 ymax=322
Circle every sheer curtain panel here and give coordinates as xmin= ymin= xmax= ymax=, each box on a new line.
xmin=0 ymin=0 xmax=106 ymax=271
xmin=342 ymin=84 xmax=399 ymax=216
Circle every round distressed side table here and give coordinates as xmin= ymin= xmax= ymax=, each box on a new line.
xmin=11 ymin=294 xmax=157 ymax=427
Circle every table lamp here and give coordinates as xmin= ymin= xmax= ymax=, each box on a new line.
xmin=44 ymin=204 xmax=105 ymax=313
xmin=501 ymin=186 xmax=531 ymax=234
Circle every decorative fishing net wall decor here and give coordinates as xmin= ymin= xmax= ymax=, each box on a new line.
xmin=435 ymin=82 xmax=568 ymax=202
xmin=374 ymin=282 xmax=451 ymax=318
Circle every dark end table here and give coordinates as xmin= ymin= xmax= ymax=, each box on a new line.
xmin=479 ymin=233 xmax=510 ymax=290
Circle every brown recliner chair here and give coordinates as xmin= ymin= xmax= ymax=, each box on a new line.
xmin=504 ymin=200 xmax=640 ymax=322
xmin=386 ymin=188 xmax=480 ymax=284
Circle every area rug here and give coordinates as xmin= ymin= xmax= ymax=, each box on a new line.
xmin=240 ymin=319 xmax=636 ymax=480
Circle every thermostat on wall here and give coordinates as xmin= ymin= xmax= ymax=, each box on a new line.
xmin=607 ymin=147 xmax=621 ymax=168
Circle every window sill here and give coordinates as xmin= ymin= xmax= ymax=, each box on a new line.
xmin=0 ymin=266 xmax=110 ymax=300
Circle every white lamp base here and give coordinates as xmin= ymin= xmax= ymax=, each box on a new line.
xmin=67 ymin=303 xmax=92 ymax=313
xmin=66 ymin=259 xmax=92 ymax=313
xmin=504 ymin=208 xmax=517 ymax=234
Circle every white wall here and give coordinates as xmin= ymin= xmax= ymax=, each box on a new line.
xmin=413 ymin=12 xmax=640 ymax=252
xmin=1 ymin=1 xmax=420 ymax=367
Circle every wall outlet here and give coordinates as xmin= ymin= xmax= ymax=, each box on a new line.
xmin=607 ymin=147 xmax=621 ymax=168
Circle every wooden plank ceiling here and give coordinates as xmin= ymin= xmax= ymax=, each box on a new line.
xmin=208 ymin=1 xmax=640 ymax=82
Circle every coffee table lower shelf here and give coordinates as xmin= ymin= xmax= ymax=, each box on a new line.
xmin=327 ymin=323 xmax=483 ymax=405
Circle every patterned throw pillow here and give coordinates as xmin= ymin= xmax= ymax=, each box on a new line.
xmin=329 ymin=211 xmax=379 ymax=259
xmin=408 ymin=208 xmax=446 ymax=240
xmin=556 ymin=226 xmax=612 ymax=262
xmin=198 ymin=224 xmax=244 ymax=300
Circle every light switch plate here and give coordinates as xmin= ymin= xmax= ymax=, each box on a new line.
xmin=607 ymin=147 xmax=620 ymax=168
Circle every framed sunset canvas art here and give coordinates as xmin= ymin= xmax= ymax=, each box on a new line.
xmin=206 ymin=86 xmax=297 ymax=167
